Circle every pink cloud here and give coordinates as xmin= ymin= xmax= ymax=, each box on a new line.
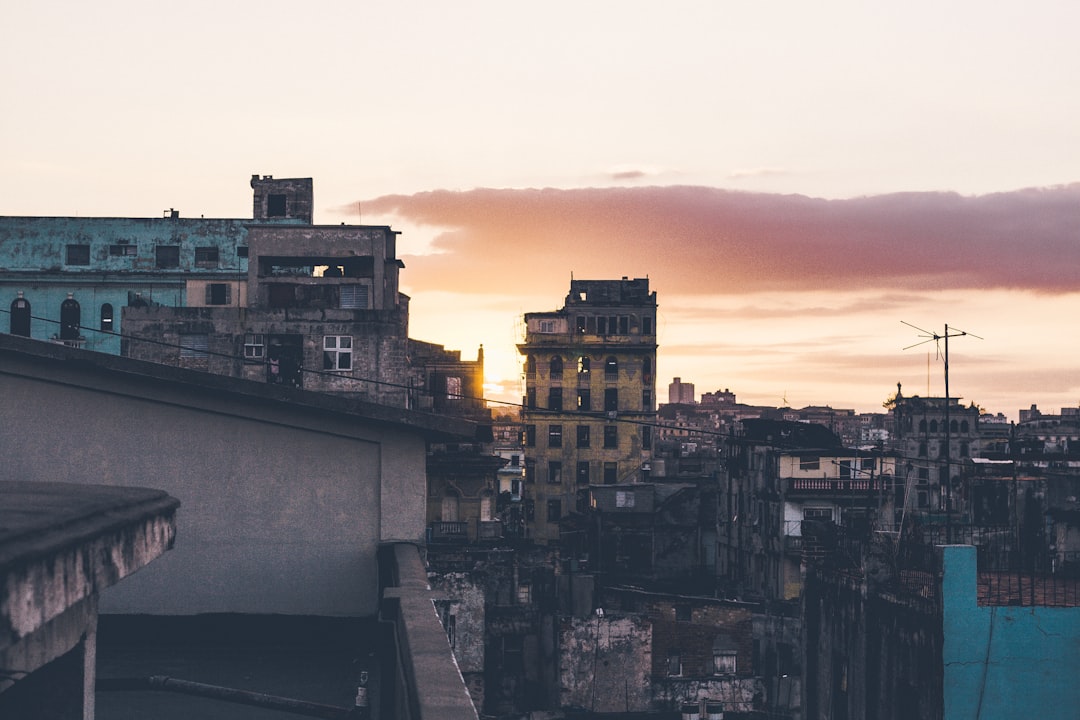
xmin=349 ymin=184 xmax=1080 ymax=295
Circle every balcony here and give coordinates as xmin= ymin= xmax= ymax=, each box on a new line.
xmin=427 ymin=521 xmax=468 ymax=543
xmin=787 ymin=477 xmax=886 ymax=495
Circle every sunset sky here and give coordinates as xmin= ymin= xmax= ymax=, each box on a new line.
xmin=3 ymin=1 xmax=1079 ymax=419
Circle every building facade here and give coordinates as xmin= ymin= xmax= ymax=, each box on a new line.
xmin=518 ymin=278 xmax=658 ymax=543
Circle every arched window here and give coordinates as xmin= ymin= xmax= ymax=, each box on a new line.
xmin=10 ymin=295 xmax=30 ymax=336
xmin=550 ymin=355 xmax=563 ymax=375
xmin=441 ymin=489 xmax=460 ymax=523
xmin=950 ymin=420 xmax=959 ymax=433
xmin=919 ymin=419 xmax=927 ymax=433
xmin=929 ymin=420 xmax=938 ymax=433
xmin=578 ymin=356 xmax=590 ymax=374
xmin=960 ymin=420 xmax=970 ymax=433
xmin=60 ymin=295 xmax=81 ymax=340
xmin=526 ymin=355 xmax=537 ymax=375
xmin=100 ymin=303 xmax=114 ymax=333
xmin=605 ymin=356 xmax=618 ymax=378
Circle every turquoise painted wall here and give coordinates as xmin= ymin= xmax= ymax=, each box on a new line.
xmin=942 ymin=545 xmax=1080 ymax=720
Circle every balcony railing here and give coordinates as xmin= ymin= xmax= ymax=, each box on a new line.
xmin=788 ymin=478 xmax=885 ymax=492
xmin=427 ymin=521 xmax=468 ymax=543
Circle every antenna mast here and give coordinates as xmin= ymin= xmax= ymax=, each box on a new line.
xmin=902 ymin=321 xmax=983 ymax=541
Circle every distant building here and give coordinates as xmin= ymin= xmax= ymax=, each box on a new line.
xmin=669 ymin=376 xmax=696 ymax=404
xmin=518 ymin=278 xmax=658 ymax=543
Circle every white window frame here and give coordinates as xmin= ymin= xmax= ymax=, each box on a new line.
xmin=244 ymin=333 xmax=265 ymax=360
xmin=323 ymin=335 xmax=353 ymax=371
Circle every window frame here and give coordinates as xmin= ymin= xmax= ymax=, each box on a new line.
xmin=323 ymin=335 xmax=353 ymax=371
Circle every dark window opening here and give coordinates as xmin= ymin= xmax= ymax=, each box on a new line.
xmin=643 ymin=426 xmax=652 ymax=450
xmin=100 ymin=303 xmax=113 ymax=333
xmin=59 ymin=297 xmax=80 ymax=340
xmin=66 ymin=244 xmax=90 ymax=265
xmin=643 ymin=316 xmax=653 ymax=335
xmin=109 ymin=244 xmax=137 ymax=257
xmin=268 ymin=194 xmax=287 ymax=217
xmin=577 ymin=461 xmax=590 ymax=485
xmin=10 ymin=297 xmax=30 ymax=336
xmin=266 ymin=334 xmax=304 ymax=387
xmin=578 ymin=388 xmax=591 ymax=412
xmin=524 ymin=425 xmax=536 ymax=447
xmin=179 ymin=333 xmax=209 ymax=358
xmin=604 ymin=462 xmax=618 ymax=484
xmin=548 ymin=424 xmax=563 ymax=448
xmin=605 ymin=356 xmax=618 ymax=378
xmin=526 ymin=388 xmax=537 ymax=409
xmin=205 ymin=283 xmax=232 ymax=305
xmin=550 ymin=355 xmax=563 ymax=375
xmin=604 ymin=388 xmax=618 ymax=412
xmin=526 ymin=355 xmax=537 ymax=375
xmin=548 ymin=462 xmax=562 ymax=484
xmin=237 ymin=246 xmax=249 ymax=258
xmin=155 ymin=245 xmax=180 ymax=268
xmin=576 ymin=315 xmax=586 ymax=333
xmin=547 ymin=499 xmax=562 ymax=522
xmin=604 ymin=425 xmax=618 ymax=448
xmin=548 ymin=388 xmax=563 ymax=412
xmin=195 ymin=247 xmax=220 ymax=266
xmin=577 ymin=425 xmax=591 ymax=448
xmin=619 ymin=316 xmax=629 ymax=334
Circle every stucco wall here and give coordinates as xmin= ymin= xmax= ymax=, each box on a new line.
xmin=942 ymin=545 xmax=1080 ymax=720
xmin=0 ymin=352 xmax=434 ymax=617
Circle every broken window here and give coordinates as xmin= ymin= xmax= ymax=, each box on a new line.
xmin=576 ymin=425 xmax=590 ymax=448
xmin=547 ymin=461 xmax=562 ymax=484
xmin=205 ymin=283 xmax=232 ymax=305
xmin=155 ymin=245 xmax=180 ymax=268
xmin=323 ymin=335 xmax=352 ymax=370
xmin=179 ymin=333 xmax=209 ymax=358
xmin=194 ymin=246 xmax=220 ymax=266
xmin=109 ymin=244 xmax=137 ymax=257
xmin=548 ymin=424 xmax=562 ymax=448
xmin=10 ymin=296 xmax=30 ymax=336
xmin=267 ymin=194 xmax=287 ymax=217
xmin=244 ymin=334 xmax=265 ymax=361
xmin=65 ymin=244 xmax=90 ymax=265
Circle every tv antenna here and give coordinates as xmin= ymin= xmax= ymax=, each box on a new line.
xmin=901 ymin=321 xmax=983 ymax=540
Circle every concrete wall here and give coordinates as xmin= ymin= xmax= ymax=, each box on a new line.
xmin=0 ymin=340 xmax=442 ymax=617
xmin=559 ymin=614 xmax=652 ymax=712
xmin=942 ymin=545 xmax=1080 ymax=720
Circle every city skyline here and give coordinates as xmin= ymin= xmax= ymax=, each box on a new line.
xmin=3 ymin=1 xmax=1078 ymax=419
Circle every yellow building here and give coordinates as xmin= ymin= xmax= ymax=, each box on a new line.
xmin=518 ymin=278 xmax=658 ymax=543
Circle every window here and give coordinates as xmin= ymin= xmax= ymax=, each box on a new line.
xmin=577 ymin=461 xmax=590 ymax=485
xmin=155 ymin=245 xmax=180 ymax=268
xmin=605 ymin=356 xmax=618 ymax=378
xmin=550 ymin=355 xmax=563 ymax=375
xmin=604 ymin=388 xmax=618 ymax=412
xmin=526 ymin=387 xmax=537 ymax=409
xmin=205 ymin=283 xmax=232 ymax=305
xmin=547 ymin=499 xmax=562 ymax=522
xmin=642 ymin=426 xmax=652 ymax=451
xmin=713 ymin=651 xmax=737 ymax=675
xmin=799 ymin=456 xmax=820 ymax=471
xmin=10 ymin=296 xmax=31 ymax=336
xmin=675 ymin=605 xmax=691 ymax=621
xmin=930 ymin=420 xmax=939 ymax=433
xmin=642 ymin=356 xmax=652 ymax=379
xmin=517 ymin=583 xmax=531 ymax=605
xmin=576 ymin=425 xmax=591 ymax=448
xmin=667 ymin=653 xmax=682 ymax=677
xmin=446 ymin=376 xmax=463 ymax=399
xmin=548 ymin=388 xmax=563 ymax=412
xmin=604 ymin=425 xmax=618 ymax=448
xmin=100 ymin=303 xmax=113 ymax=333
xmin=194 ymin=246 xmax=220 ymax=266
xmin=109 ymin=244 xmax=137 ymax=257
xmin=59 ymin=296 xmax=80 ymax=340
xmin=244 ymin=333 xmax=265 ymax=361
xmin=339 ymin=285 xmax=368 ymax=309
xmin=547 ymin=461 xmax=563 ymax=484
xmin=268 ymin=193 xmax=287 ymax=217
xmin=604 ymin=462 xmax=618 ymax=484
xmin=596 ymin=316 xmax=607 ymax=335
xmin=526 ymin=355 xmax=537 ymax=375
xmin=578 ymin=355 xmax=590 ymax=374
xmin=323 ymin=335 xmax=352 ymax=370
xmin=524 ymin=425 xmax=536 ymax=447
xmin=619 ymin=316 xmax=629 ymax=334
xmin=803 ymin=507 xmax=833 ymax=522
xmin=616 ymin=490 xmax=635 ymax=508
xmin=539 ymin=319 xmax=556 ymax=333
xmin=237 ymin=246 xmax=249 ymax=258
xmin=961 ymin=420 xmax=970 ymax=433
xmin=578 ymin=388 xmax=591 ymax=412
xmin=576 ymin=315 xmax=586 ymax=333
xmin=918 ymin=442 xmax=928 ymax=457
xmin=643 ymin=316 xmax=652 ymax=335
xmin=643 ymin=388 xmax=652 ymax=410
xmin=548 ymin=424 xmax=563 ymax=447
xmin=65 ymin=244 xmax=90 ymax=265
xmin=179 ymin=333 xmax=209 ymax=358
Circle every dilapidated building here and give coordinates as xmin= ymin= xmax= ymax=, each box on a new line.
xmin=518 ymin=277 xmax=658 ymax=543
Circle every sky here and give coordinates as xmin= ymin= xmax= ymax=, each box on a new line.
xmin=3 ymin=1 xmax=1079 ymax=419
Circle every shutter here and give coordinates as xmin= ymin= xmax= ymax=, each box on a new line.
xmin=339 ymin=284 xmax=368 ymax=309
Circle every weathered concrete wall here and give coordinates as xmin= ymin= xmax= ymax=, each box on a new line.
xmin=942 ymin=545 xmax=1080 ymax=720
xmin=652 ymin=677 xmax=761 ymax=714
xmin=430 ymin=571 xmax=486 ymax=711
xmin=0 ymin=340 xmax=450 ymax=617
xmin=559 ymin=614 xmax=652 ymax=712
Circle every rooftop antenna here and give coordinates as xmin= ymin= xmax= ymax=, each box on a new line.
xmin=901 ymin=321 xmax=983 ymax=541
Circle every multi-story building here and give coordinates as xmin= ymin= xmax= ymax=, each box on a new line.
xmin=518 ymin=277 xmax=658 ymax=543
xmin=668 ymin=376 xmax=696 ymax=404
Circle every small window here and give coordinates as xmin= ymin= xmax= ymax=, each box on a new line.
xmin=179 ymin=333 xmax=209 ymax=358
xmin=642 ymin=316 xmax=653 ymax=335
xmin=539 ymin=319 xmax=556 ymax=333
xmin=517 ymin=583 xmax=531 ymax=605
xmin=577 ymin=425 xmax=591 ymax=448
xmin=268 ymin=193 xmax=287 ymax=217
xmin=244 ymin=333 xmax=265 ymax=361
xmin=643 ymin=388 xmax=652 ymax=410
xmin=194 ymin=247 xmax=220 ymax=266
xmin=616 ymin=490 xmax=635 ymax=508
xmin=100 ymin=303 xmax=114 ymax=333
xmin=667 ymin=653 xmax=682 ymax=677
xmin=526 ymin=355 xmax=537 ymax=375
xmin=547 ymin=461 xmax=562 ymax=484
xmin=109 ymin=244 xmax=137 ymax=257
xmin=550 ymin=355 xmax=563 ymax=375
xmin=549 ymin=388 xmax=563 ymax=412
xmin=605 ymin=356 xmax=618 ymax=378
xmin=604 ymin=425 xmax=618 ymax=448
xmin=675 ymin=605 xmax=691 ymax=621
xmin=524 ymin=425 xmax=536 ymax=447
xmin=619 ymin=316 xmax=629 ymax=334
xmin=548 ymin=424 xmax=563 ymax=448
xmin=604 ymin=462 xmax=618 ymax=484
xmin=155 ymin=245 xmax=180 ymax=268
xmin=237 ymin=246 xmax=249 ymax=258
xmin=799 ymin=456 xmax=820 ymax=471
xmin=804 ymin=507 xmax=833 ymax=522
xmin=577 ymin=461 xmax=590 ymax=485
xmin=547 ymin=499 xmax=562 ymax=522
xmin=66 ymin=244 xmax=90 ymax=265
xmin=205 ymin=283 xmax=232 ymax=305
xmin=446 ymin=376 xmax=463 ymax=399
xmin=323 ymin=335 xmax=352 ymax=370
xmin=10 ymin=296 xmax=31 ymax=336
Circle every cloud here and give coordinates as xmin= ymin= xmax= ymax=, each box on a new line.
xmin=350 ymin=184 xmax=1080 ymax=296
xmin=728 ymin=167 xmax=792 ymax=180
